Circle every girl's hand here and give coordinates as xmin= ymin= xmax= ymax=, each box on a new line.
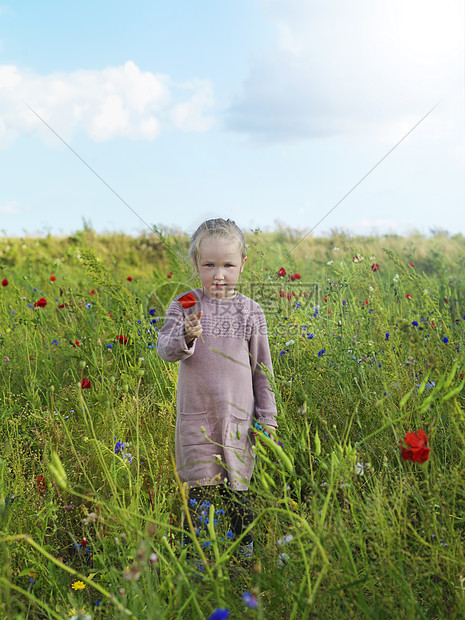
xmin=253 ymin=423 xmax=277 ymax=438
xmin=184 ymin=310 xmax=203 ymax=344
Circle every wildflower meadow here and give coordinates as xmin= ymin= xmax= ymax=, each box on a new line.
xmin=0 ymin=227 xmax=464 ymax=619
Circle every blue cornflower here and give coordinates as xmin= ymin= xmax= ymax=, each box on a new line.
xmin=307 ymin=333 xmax=314 ymax=339
xmin=313 ymin=310 xmax=319 ymax=318
xmin=226 ymin=530 xmax=235 ymax=539
xmin=411 ymin=321 xmax=419 ymax=327
xmin=150 ymin=319 xmax=157 ymax=324
xmin=342 ymin=300 xmax=347 ymax=305
xmin=280 ymin=350 xmax=286 ymax=355
xmin=106 ymin=343 xmax=113 ymax=349
xmin=207 ymin=610 xmax=229 ymax=620
xmin=318 ymin=349 xmax=325 ymax=357
xmin=385 ymin=333 xmax=390 ymax=340
xmin=189 ymin=498 xmax=198 ymax=506
xmin=52 ymin=339 xmax=58 ymax=345
xmin=149 ymin=308 xmax=157 ymax=316
xmin=85 ymin=303 xmax=92 ymax=309
xmin=442 ymin=337 xmax=449 ymax=344
xmin=114 ymin=441 xmax=124 ymax=455
xmin=242 ymin=592 xmax=259 ymax=609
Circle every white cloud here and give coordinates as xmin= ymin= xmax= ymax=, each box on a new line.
xmin=0 ymin=61 xmax=215 ymax=146
xmin=0 ymin=200 xmax=28 ymax=215
xmin=227 ymin=0 xmax=464 ymax=143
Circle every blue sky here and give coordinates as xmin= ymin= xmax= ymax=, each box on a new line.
xmin=1 ymin=0 xmax=464 ymax=238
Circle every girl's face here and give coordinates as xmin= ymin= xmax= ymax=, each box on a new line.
xmin=196 ymin=238 xmax=246 ymax=299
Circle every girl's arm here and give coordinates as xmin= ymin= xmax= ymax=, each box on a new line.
xmin=156 ymin=301 xmax=198 ymax=362
xmin=249 ymin=307 xmax=278 ymax=429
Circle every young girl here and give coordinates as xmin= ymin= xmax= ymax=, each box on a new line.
xmin=156 ymin=218 xmax=277 ymax=558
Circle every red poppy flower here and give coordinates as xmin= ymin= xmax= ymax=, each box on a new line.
xmin=81 ymin=538 xmax=87 ymax=547
xmin=57 ymin=303 xmax=67 ymax=309
xmin=401 ymin=429 xmax=430 ymax=464
xmin=371 ymin=263 xmax=380 ymax=272
xmin=290 ymin=273 xmax=301 ymax=281
xmin=107 ymin=313 xmax=113 ymax=318
xmin=81 ymin=378 xmax=91 ymax=389
xmin=408 ymin=262 xmax=415 ymax=267
xmin=116 ymin=335 xmax=128 ymax=345
xmin=323 ymin=296 xmax=328 ymax=303
xmin=127 ymin=276 xmax=133 ymax=282
xmin=50 ymin=274 xmax=57 ymax=282
xmin=2 ymin=278 xmax=8 ymax=287
xmin=34 ymin=297 xmax=47 ymax=308
xmin=167 ymin=272 xmax=173 ymax=279
xmin=405 ymin=294 xmax=413 ymax=300
xmin=90 ymin=289 xmax=95 ymax=295
xmin=431 ymin=321 xmax=435 ymax=329
xmin=72 ymin=340 xmax=81 ymax=347
xmin=277 ymin=268 xmax=286 ymax=277
xmin=36 ymin=475 xmax=47 ymax=494
xmin=179 ymin=293 xmax=196 ymax=309
xmin=443 ymin=297 xmax=448 ymax=304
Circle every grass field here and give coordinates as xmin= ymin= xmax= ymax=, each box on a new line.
xmin=0 ymin=227 xmax=464 ymax=619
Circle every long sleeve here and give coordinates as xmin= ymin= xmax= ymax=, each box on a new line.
xmin=156 ymin=300 xmax=197 ymax=363
xmin=248 ymin=308 xmax=278 ymax=427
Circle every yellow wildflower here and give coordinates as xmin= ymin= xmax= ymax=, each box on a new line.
xmin=71 ymin=580 xmax=86 ymax=590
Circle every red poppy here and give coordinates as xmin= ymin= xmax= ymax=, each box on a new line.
xmin=127 ymin=276 xmax=133 ymax=282
xmin=323 ymin=296 xmax=328 ymax=303
xmin=371 ymin=263 xmax=380 ymax=272
xmin=81 ymin=538 xmax=87 ymax=547
xmin=107 ymin=313 xmax=113 ymax=318
xmin=405 ymin=294 xmax=413 ymax=300
xmin=116 ymin=335 xmax=128 ymax=345
xmin=36 ymin=475 xmax=47 ymax=494
xmin=290 ymin=273 xmax=301 ymax=281
xmin=72 ymin=340 xmax=81 ymax=347
xmin=408 ymin=262 xmax=415 ymax=267
xmin=50 ymin=274 xmax=57 ymax=282
xmin=431 ymin=321 xmax=435 ymax=329
xmin=401 ymin=429 xmax=430 ymax=464
xmin=90 ymin=289 xmax=95 ymax=295
xmin=167 ymin=272 xmax=173 ymax=279
xmin=443 ymin=297 xmax=448 ymax=304
xmin=2 ymin=278 xmax=8 ymax=287
xmin=81 ymin=378 xmax=91 ymax=389
xmin=179 ymin=293 xmax=196 ymax=309
xmin=277 ymin=268 xmax=286 ymax=277
xmin=58 ymin=303 xmax=68 ymax=309
xmin=34 ymin=297 xmax=47 ymax=308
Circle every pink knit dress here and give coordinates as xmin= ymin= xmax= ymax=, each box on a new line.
xmin=156 ymin=288 xmax=277 ymax=490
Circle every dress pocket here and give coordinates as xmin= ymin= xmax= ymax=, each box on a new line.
xmin=224 ymin=412 xmax=252 ymax=451
xmin=179 ymin=410 xmax=210 ymax=446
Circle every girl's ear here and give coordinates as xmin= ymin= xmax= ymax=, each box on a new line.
xmin=240 ymin=256 xmax=247 ymax=274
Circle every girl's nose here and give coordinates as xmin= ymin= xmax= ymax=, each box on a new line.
xmin=214 ymin=268 xmax=224 ymax=279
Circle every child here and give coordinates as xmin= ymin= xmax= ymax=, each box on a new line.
xmin=156 ymin=218 xmax=277 ymax=558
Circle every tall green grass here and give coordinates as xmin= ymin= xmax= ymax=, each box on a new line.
xmin=0 ymin=228 xmax=464 ymax=618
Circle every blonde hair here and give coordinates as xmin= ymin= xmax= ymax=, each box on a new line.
xmin=189 ymin=219 xmax=247 ymax=267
